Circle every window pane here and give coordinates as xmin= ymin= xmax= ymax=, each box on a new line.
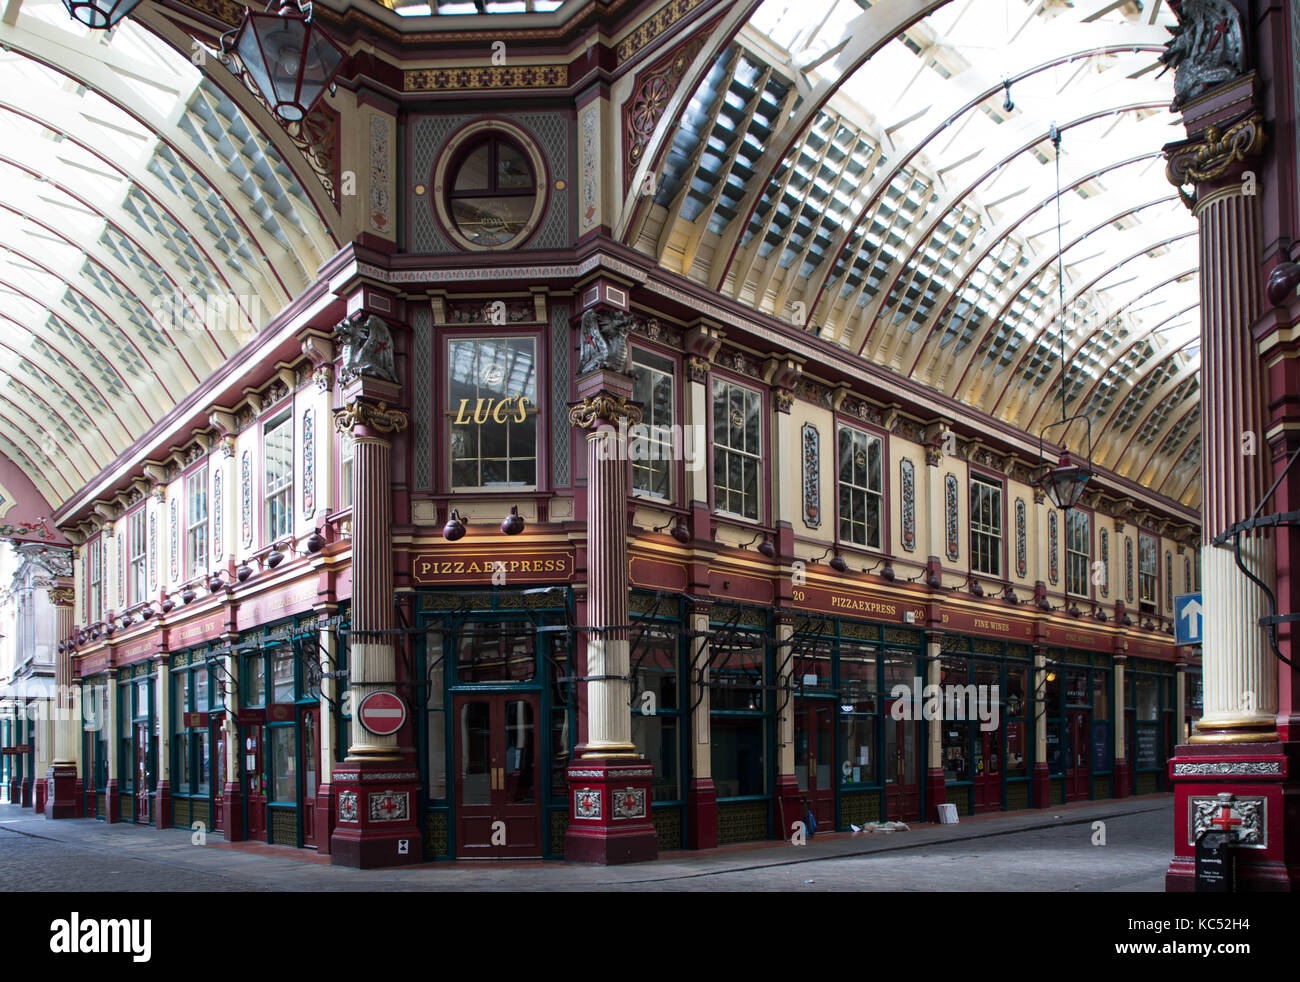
xmin=710 ymin=717 xmax=765 ymax=797
xmin=269 ymin=727 xmax=297 ymax=803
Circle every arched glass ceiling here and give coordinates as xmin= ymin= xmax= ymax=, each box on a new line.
xmin=0 ymin=0 xmax=335 ymax=510
xmin=637 ymin=0 xmax=1201 ymax=508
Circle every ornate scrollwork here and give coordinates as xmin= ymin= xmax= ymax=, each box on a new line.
xmin=1166 ymin=113 xmax=1266 ymax=206
xmin=333 ymin=399 xmax=409 ymax=437
xmin=567 ymin=395 xmax=643 ymax=430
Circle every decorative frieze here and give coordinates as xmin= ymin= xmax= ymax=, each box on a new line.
xmin=148 ymin=510 xmax=157 ymax=593
xmin=630 ymin=316 xmax=683 ymax=349
xmin=944 ymin=473 xmax=959 ymax=561
xmin=713 ymin=346 xmax=762 ymax=379
xmin=801 ymin=424 xmax=821 ymax=529
xmin=1048 ymin=511 xmax=1058 ymax=586
xmin=1099 ymin=528 xmax=1109 ymax=598
xmin=839 ymin=394 xmax=884 ymax=427
xmin=1125 ymin=536 xmax=1134 ymax=602
xmin=213 ymin=469 xmax=223 ymax=561
xmin=1166 ymin=552 xmax=1173 ymax=610
xmin=333 ymin=399 xmax=409 ymax=437
xmin=169 ymin=498 xmax=178 ymax=582
xmin=303 ymin=409 xmax=315 ymax=519
xmin=795 ymin=377 xmax=832 ymax=409
xmin=900 ymin=459 xmax=916 ymax=552
xmin=241 ymin=451 xmax=252 ymax=548
xmin=1015 ymin=499 xmax=1027 ymax=578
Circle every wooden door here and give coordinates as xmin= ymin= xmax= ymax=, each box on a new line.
xmin=1065 ymin=710 xmax=1090 ymax=801
xmin=453 ymin=693 xmax=542 ymax=858
xmin=794 ymin=701 xmax=835 ymax=832
xmin=212 ymin=723 xmax=225 ymax=833
xmin=973 ymin=728 xmax=1000 ymax=813
xmin=301 ymin=708 xmax=319 ymax=848
xmin=135 ymin=724 xmax=151 ymax=824
xmin=244 ymin=724 xmax=266 ymax=839
xmin=884 ymin=706 xmax=920 ymax=823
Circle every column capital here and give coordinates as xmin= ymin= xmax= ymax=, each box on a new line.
xmin=48 ymin=587 xmax=75 ymax=608
xmin=1165 ymin=111 xmax=1267 ymax=209
xmin=568 ymin=393 xmax=642 ymax=430
xmin=333 ymin=398 xmax=408 ymax=438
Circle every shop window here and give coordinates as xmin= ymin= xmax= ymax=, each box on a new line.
xmin=425 ymin=630 xmax=446 ymax=798
xmin=447 ymin=336 xmax=538 ymax=489
xmin=839 ymin=644 xmax=877 ymax=785
xmin=186 ymin=464 xmax=208 ymax=579
xmin=1066 ymin=510 xmax=1091 ymax=597
xmin=457 ymin=621 xmax=536 ymax=683
xmin=87 ymin=536 xmax=102 ymax=623
xmin=837 ymin=425 xmax=883 ymax=548
xmin=940 ymin=658 xmax=970 ymax=782
xmin=269 ymin=727 xmax=297 ymax=804
xmin=243 ymin=654 xmax=267 ymax=708
xmin=1134 ymin=676 xmax=1160 ymax=769
xmin=969 ymin=476 xmax=1002 ymax=577
xmin=447 ymin=134 xmax=538 ymax=248
xmin=794 ymin=640 xmax=833 ymax=693
xmin=128 ymin=509 xmax=146 ymax=606
xmin=1005 ymin=664 xmax=1028 ymax=777
xmin=1138 ymin=533 xmax=1158 ymax=612
xmin=630 ymin=348 xmax=676 ymax=501
xmin=711 ymin=378 xmax=762 ymax=520
xmin=263 ymin=413 xmax=293 ymax=544
xmin=709 ymin=636 xmax=766 ymax=798
xmin=632 ymin=715 xmax=680 ymax=803
xmin=271 ymin=648 xmax=295 ymax=704
xmin=339 ymin=431 xmax=354 ymax=508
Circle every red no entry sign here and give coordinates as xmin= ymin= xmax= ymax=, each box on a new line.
xmin=357 ymin=691 xmax=407 ymax=736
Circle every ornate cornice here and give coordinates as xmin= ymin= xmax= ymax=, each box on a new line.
xmin=333 ymin=399 xmax=409 ymax=437
xmin=568 ymin=394 xmax=643 ymax=429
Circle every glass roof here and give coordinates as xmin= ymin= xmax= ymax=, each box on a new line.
xmin=0 ymin=0 xmax=335 ymax=509
xmin=642 ymin=0 xmax=1200 ymax=507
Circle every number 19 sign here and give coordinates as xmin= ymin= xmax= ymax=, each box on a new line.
xmin=357 ymin=690 xmax=408 ymax=737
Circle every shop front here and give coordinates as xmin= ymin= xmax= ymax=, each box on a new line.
xmin=1039 ymin=649 xmax=1113 ymax=806
xmin=116 ymin=662 xmax=157 ymax=825
xmin=417 ymin=588 xmax=574 ymax=860
xmin=171 ymin=645 xmax=227 ymax=834
xmin=1128 ymin=658 xmax=1175 ymax=796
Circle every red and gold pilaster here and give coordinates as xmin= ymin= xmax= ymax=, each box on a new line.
xmin=564 ymin=368 xmax=658 ymax=864
xmin=1163 ymin=75 xmax=1296 ymax=889
xmin=329 ymin=384 xmax=422 ymax=868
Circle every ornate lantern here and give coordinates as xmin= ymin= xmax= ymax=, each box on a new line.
xmin=225 ymin=1 xmax=346 ymax=123
xmin=1039 ymin=447 xmax=1093 ymax=512
xmin=61 ymin=0 xmax=143 ymax=29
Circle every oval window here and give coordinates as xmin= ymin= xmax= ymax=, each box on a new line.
xmin=447 ymin=135 xmax=537 ymax=248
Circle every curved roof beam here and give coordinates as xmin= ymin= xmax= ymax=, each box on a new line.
xmin=794 ymin=40 xmax=1177 ymax=320
xmin=1135 ymin=404 xmax=1201 ymax=487
xmin=0 ymin=14 xmax=324 ymax=286
xmin=698 ymin=0 xmax=957 ymax=291
xmin=1110 ymin=390 xmax=1202 ymax=479
xmin=0 ymin=395 xmax=88 ymax=491
xmin=0 ymin=279 xmax=153 ymax=431
xmin=961 ymin=234 xmax=1196 ymax=408
xmin=0 ymin=431 xmax=71 ymax=506
xmin=909 ymin=180 xmax=1175 ymax=383
xmin=1004 ymin=264 xmax=1198 ymax=425
xmin=1091 ymin=342 xmax=1199 ymax=465
xmin=0 ymin=206 xmax=225 ymax=374
xmin=0 ymin=330 xmax=118 ymax=451
xmin=859 ymin=104 xmax=1170 ymax=366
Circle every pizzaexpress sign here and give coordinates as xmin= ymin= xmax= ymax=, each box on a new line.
xmin=411 ymin=549 xmax=574 ymax=585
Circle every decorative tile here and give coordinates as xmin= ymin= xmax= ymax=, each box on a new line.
xmin=338 ymin=791 xmax=358 ymax=823
xmin=368 ymin=114 xmax=391 ymax=235
xmin=212 ymin=468 xmax=223 ymax=561
xmin=612 ymin=788 xmax=646 ymax=820
xmin=148 ymin=510 xmax=157 ymax=593
xmin=802 ymin=423 xmax=821 ymax=529
xmin=302 ymin=409 xmax=315 ymax=518
xmin=240 ymin=450 xmax=252 ymax=548
xmin=900 ymin=458 xmax=915 ymax=552
xmin=1166 ymin=551 xmax=1173 ymax=610
xmin=368 ymin=790 xmax=409 ymax=822
xmin=944 ymin=473 xmax=959 ymax=561
xmin=550 ymin=303 xmax=571 ymax=488
xmin=1125 ymin=537 xmax=1134 ymax=602
xmin=169 ymin=498 xmax=178 ymax=582
xmin=574 ymin=788 xmax=602 ymax=820
xmin=1048 ymin=510 xmax=1059 ymax=586
xmin=1099 ymin=528 xmax=1109 ymax=597
xmin=1188 ymin=794 xmax=1265 ymax=848
xmin=411 ymin=305 xmax=432 ymax=491
xmin=1015 ymin=498 xmax=1027 ymax=578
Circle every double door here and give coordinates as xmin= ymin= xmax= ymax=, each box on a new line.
xmin=794 ymin=701 xmax=834 ymax=832
xmin=453 ymin=693 xmax=542 ymax=858
xmin=883 ymin=706 xmax=920 ymax=822
xmin=1065 ymin=710 xmax=1090 ymax=801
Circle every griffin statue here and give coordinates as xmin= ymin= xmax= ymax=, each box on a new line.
xmin=577 ymin=307 xmax=632 ymax=375
xmin=334 ymin=310 xmax=398 ymax=384
xmin=1158 ymin=0 xmax=1246 ymax=111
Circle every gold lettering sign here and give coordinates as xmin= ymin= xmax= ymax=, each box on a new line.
xmin=451 ymin=395 xmax=532 ymax=426
xmin=411 ymin=551 xmax=573 ymax=585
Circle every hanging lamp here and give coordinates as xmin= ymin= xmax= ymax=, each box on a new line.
xmin=222 ymin=1 xmax=346 ymax=123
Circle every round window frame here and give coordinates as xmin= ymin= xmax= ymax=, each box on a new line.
xmin=433 ymin=120 xmax=549 ymax=252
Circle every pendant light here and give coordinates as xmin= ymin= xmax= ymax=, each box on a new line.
xmin=1038 ymin=123 xmax=1095 ymax=512
xmin=61 ymin=0 xmax=143 ymax=29
xmin=222 ymin=1 xmax=346 ymax=124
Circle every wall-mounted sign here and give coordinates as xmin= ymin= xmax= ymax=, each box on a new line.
xmin=792 ymin=583 xmax=925 ymax=625
xmin=411 ymin=548 xmax=573 ymax=585
xmin=358 ymin=690 xmax=407 ymax=737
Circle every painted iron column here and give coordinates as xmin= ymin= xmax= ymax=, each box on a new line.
xmin=563 ymin=357 xmax=657 ymax=863
xmin=45 ymin=586 xmax=77 ymax=818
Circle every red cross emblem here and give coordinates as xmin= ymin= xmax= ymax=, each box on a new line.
xmin=378 ymin=794 xmax=397 ymax=817
xmin=1211 ymin=802 xmax=1242 ymax=834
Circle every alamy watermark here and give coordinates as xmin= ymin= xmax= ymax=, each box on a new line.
xmin=593 ymin=420 xmax=706 ymax=471
xmin=889 ymin=677 xmax=1000 ymax=731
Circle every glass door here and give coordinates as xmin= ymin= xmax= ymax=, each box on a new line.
xmin=794 ymin=700 xmax=835 ymax=831
xmin=301 ymin=708 xmax=319 ymax=848
xmin=243 ymin=724 xmax=266 ymax=839
xmin=884 ymin=708 xmax=920 ymax=822
xmin=453 ymin=692 xmax=541 ymax=858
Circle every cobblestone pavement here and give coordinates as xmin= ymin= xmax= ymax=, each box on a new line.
xmin=0 ymin=796 xmax=1172 ymax=891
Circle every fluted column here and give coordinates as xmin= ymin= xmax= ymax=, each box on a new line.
xmin=1168 ymin=118 xmax=1276 ymax=743
xmin=568 ymin=385 xmax=641 ymax=756
xmin=50 ymin=588 xmax=75 ymax=766
xmin=333 ymin=397 xmax=407 ymax=759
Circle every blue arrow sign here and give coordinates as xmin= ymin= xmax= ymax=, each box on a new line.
xmin=1175 ymin=593 xmax=1203 ymax=645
